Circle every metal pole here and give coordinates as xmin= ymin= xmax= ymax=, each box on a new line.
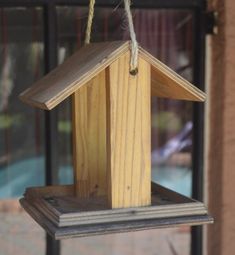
xmin=191 ymin=1 xmax=207 ymax=255
xmin=43 ymin=2 xmax=60 ymax=255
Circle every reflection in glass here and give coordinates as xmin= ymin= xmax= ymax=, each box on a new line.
xmin=0 ymin=7 xmax=46 ymax=255
xmin=0 ymin=8 xmax=45 ymax=198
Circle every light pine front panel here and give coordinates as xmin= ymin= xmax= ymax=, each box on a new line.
xmin=72 ymin=71 xmax=107 ymax=198
xmin=106 ymin=52 xmax=151 ymax=208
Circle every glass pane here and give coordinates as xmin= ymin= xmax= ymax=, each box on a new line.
xmin=0 ymin=7 xmax=45 ymax=255
xmin=0 ymin=7 xmax=45 ymax=198
xmin=57 ymin=6 xmax=193 ymax=255
xmin=62 ymin=228 xmax=190 ymax=255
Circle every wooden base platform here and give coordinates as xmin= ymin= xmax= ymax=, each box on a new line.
xmin=20 ymin=183 xmax=213 ymax=240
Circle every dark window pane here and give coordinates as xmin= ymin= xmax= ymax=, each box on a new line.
xmin=0 ymin=7 xmax=46 ymax=255
xmin=0 ymin=7 xmax=45 ymax=198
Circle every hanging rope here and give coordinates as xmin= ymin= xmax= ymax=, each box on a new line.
xmin=84 ymin=0 xmax=95 ymax=45
xmin=85 ymin=0 xmax=138 ymax=74
xmin=123 ymin=0 xmax=138 ymax=74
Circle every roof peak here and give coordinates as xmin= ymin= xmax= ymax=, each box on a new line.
xmin=19 ymin=40 xmax=205 ymax=110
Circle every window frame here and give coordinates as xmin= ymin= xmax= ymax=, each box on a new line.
xmin=0 ymin=1 xmax=207 ymax=255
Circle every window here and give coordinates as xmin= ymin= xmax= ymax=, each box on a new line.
xmin=0 ymin=1 xmax=206 ymax=255
xmin=0 ymin=7 xmax=45 ymax=198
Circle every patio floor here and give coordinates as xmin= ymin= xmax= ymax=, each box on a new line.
xmin=0 ymin=200 xmax=190 ymax=255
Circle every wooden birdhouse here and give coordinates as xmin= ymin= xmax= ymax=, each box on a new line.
xmin=19 ymin=41 xmax=212 ymax=239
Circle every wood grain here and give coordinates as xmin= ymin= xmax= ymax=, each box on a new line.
xmin=19 ymin=41 xmax=206 ymax=111
xmin=19 ymin=41 xmax=129 ymax=110
xmin=20 ymin=182 xmax=213 ymax=240
xmin=20 ymin=198 xmax=213 ymax=240
xmin=23 ymin=183 xmax=210 ymax=228
xmin=106 ymin=51 xmax=151 ymax=209
xmin=139 ymin=47 xmax=206 ymax=102
xmin=207 ymin=1 xmax=235 ymax=254
xmin=72 ymin=71 xmax=107 ymax=198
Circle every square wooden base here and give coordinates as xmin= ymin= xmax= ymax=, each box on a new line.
xmin=20 ymin=183 xmax=213 ymax=240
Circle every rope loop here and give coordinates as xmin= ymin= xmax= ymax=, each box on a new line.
xmin=85 ymin=0 xmax=139 ymax=73
xmin=123 ymin=0 xmax=139 ymax=74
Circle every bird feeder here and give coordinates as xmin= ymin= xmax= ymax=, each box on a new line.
xmin=19 ymin=41 xmax=213 ymax=239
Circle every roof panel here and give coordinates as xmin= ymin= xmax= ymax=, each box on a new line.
xmin=20 ymin=41 xmax=206 ymax=110
xmin=139 ymin=47 xmax=206 ymax=102
xmin=19 ymin=41 xmax=129 ymax=110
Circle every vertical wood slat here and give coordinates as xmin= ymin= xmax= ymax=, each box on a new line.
xmin=72 ymin=71 xmax=107 ymax=197
xmin=106 ymin=52 xmax=151 ymax=208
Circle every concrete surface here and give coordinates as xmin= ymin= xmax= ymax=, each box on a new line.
xmin=0 ymin=210 xmax=190 ymax=255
